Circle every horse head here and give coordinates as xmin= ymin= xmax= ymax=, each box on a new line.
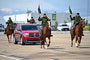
xmin=8 ymin=23 xmax=12 ymax=30
xmin=80 ymin=19 xmax=85 ymax=28
xmin=46 ymin=21 xmax=49 ymax=27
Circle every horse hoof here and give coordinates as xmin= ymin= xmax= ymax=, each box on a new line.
xmin=43 ymin=47 xmax=45 ymax=49
xmin=8 ymin=42 xmax=11 ymax=43
xmin=47 ymin=45 xmax=49 ymax=47
xmin=40 ymin=47 xmax=42 ymax=48
xmin=71 ymin=46 xmax=73 ymax=47
xmin=75 ymin=43 xmax=78 ymax=47
xmin=78 ymin=44 xmax=80 ymax=47
xmin=76 ymin=46 xmax=79 ymax=48
xmin=45 ymin=45 xmax=47 ymax=49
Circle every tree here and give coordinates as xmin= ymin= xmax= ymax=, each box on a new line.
xmin=85 ymin=20 xmax=88 ymax=26
xmin=55 ymin=21 xmax=58 ymax=26
xmin=64 ymin=20 xmax=67 ymax=23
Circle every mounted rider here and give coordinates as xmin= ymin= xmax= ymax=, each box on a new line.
xmin=27 ymin=17 xmax=36 ymax=24
xmin=6 ymin=17 xmax=13 ymax=25
xmin=38 ymin=13 xmax=53 ymax=40
xmin=70 ymin=13 xmax=84 ymax=37
xmin=4 ymin=17 xmax=13 ymax=34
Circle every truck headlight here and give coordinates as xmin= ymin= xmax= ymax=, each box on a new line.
xmin=23 ymin=33 xmax=29 ymax=36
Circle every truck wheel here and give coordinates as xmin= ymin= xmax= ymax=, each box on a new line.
xmin=13 ymin=37 xmax=18 ymax=44
xmin=21 ymin=37 xmax=25 ymax=45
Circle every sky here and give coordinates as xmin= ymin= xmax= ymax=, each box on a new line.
xmin=0 ymin=0 xmax=90 ymax=22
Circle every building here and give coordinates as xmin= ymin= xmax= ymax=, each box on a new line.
xmin=31 ymin=13 xmax=76 ymax=25
xmin=3 ymin=14 xmax=31 ymax=28
xmin=0 ymin=16 xmax=6 ymax=28
xmin=3 ymin=13 xmax=76 ymax=28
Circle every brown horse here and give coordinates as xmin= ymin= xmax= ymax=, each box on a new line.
xmin=6 ymin=24 xmax=13 ymax=43
xmin=39 ymin=22 xmax=51 ymax=49
xmin=70 ymin=20 xmax=85 ymax=47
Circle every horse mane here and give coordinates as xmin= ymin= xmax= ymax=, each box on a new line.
xmin=78 ymin=20 xmax=85 ymax=28
xmin=6 ymin=23 xmax=13 ymax=34
xmin=8 ymin=24 xmax=12 ymax=30
xmin=75 ymin=20 xmax=85 ymax=36
xmin=43 ymin=21 xmax=50 ymax=36
xmin=46 ymin=21 xmax=49 ymax=27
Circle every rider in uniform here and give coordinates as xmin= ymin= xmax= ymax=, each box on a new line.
xmin=27 ymin=17 xmax=36 ymax=24
xmin=38 ymin=13 xmax=53 ymax=41
xmin=6 ymin=17 xmax=13 ymax=25
xmin=70 ymin=13 xmax=84 ymax=37
xmin=5 ymin=17 xmax=13 ymax=34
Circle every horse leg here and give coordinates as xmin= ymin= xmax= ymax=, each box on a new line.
xmin=42 ymin=36 xmax=45 ymax=49
xmin=10 ymin=34 xmax=12 ymax=43
xmin=48 ymin=37 xmax=50 ymax=47
xmin=70 ymin=30 xmax=74 ymax=47
xmin=71 ymin=35 xmax=74 ymax=47
xmin=78 ymin=36 xmax=82 ymax=47
xmin=7 ymin=35 xmax=10 ymax=43
xmin=43 ymin=36 xmax=47 ymax=49
xmin=40 ymin=37 xmax=42 ymax=48
xmin=75 ymin=35 xmax=78 ymax=48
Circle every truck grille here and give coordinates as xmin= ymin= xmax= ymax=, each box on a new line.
xmin=29 ymin=33 xmax=39 ymax=37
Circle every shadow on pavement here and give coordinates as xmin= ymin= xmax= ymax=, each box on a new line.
xmin=51 ymin=58 xmax=60 ymax=60
xmin=48 ymin=47 xmax=64 ymax=50
xmin=79 ymin=46 xmax=90 ymax=49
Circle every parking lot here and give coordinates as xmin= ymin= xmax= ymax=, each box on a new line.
xmin=0 ymin=31 xmax=90 ymax=60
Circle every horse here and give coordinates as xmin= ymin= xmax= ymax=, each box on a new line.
xmin=70 ymin=20 xmax=85 ymax=47
xmin=39 ymin=21 xmax=51 ymax=49
xmin=6 ymin=23 xmax=13 ymax=43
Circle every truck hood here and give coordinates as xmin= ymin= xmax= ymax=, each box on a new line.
xmin=58 ymin=26 xmax=69 ymax=28
xmin=22 ymin=30 xmax=39 ymax=33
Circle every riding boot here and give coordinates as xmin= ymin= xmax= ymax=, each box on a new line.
xmin=41 ymin=31 xmax=43 ymax=39
xmin=41 ymin=28 xmax=44 ymax=45
xmin=72 ymin=27 xmax=75 ymax=38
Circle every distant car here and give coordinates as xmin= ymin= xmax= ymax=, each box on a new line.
xmin=51 ymin=25 xmax=57 ymax=31
xmin=57 ymin=23 xmax=69 ymax=31
xmin=13 ymin=24 xmax=40 ymax=45
xmin=0 ymin=25 xmax=5 ymax=32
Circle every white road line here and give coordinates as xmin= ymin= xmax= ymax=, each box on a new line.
xmin=0 ymin=55 xmax=19 ymax=60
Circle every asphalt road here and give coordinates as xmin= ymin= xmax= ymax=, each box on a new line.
xmin=0 ymin=31 xmax=90 ymax=60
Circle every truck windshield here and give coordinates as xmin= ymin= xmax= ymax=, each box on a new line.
xmin=22 ymin=25 xmax=38 ymax=30
xmin=62 ymin=25 xmax=68 ymax=26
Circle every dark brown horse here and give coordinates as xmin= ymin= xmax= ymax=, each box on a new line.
xmin=70 ymin=20 xmax=85 ymax=47
xmin=39 ymin=22 xmax=51 ymax=49
xmin=6 ymin=24 xmax=13 ymax=43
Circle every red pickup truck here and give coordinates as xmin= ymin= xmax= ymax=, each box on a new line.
xmin=13 ymin=24 xmax=40 ymax=45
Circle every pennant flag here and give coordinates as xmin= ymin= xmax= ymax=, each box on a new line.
xmin=38 ymin=5 xmax=41 ymax=14
xmin=69 ymin=5 xmax=72 ymax=14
